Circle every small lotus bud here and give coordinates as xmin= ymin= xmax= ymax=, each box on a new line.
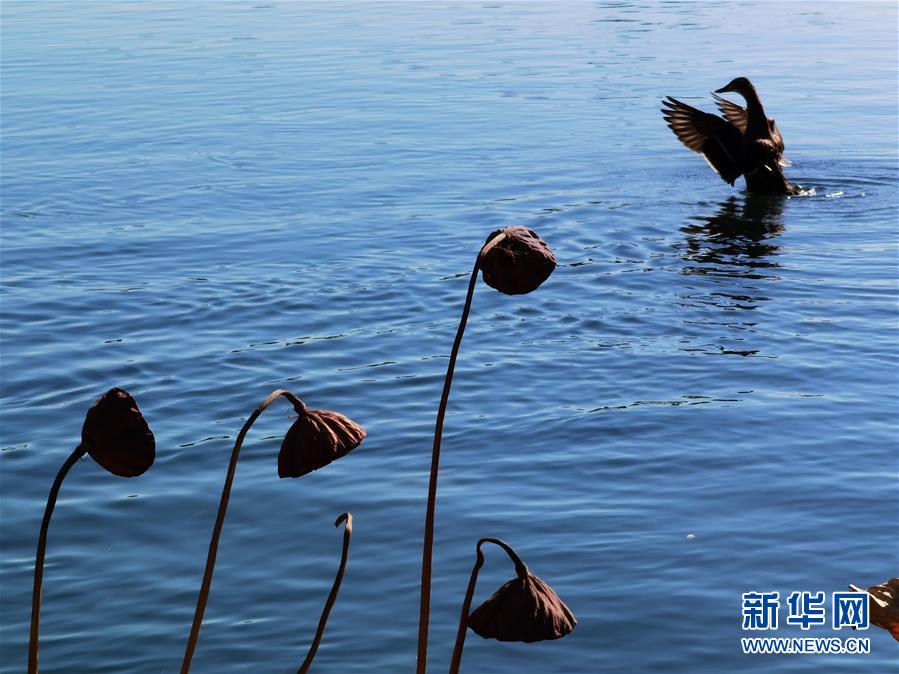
xmin=467 ymin=570 xmax=576 ymax=643
xmin=278 ymin=408 xmax=366 ymax=478
xmin=81 ymin=388 xmax=155 ymax=477
xmin=480 ymin=226 xmax=556 ymax=295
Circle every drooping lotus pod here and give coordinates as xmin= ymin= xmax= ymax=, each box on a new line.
xmin=278 ymin=407 xmax=366 ymax=478
xmin=30 ymin=387 xmax=155 ymax=674
xmin=468 ymin=568 xmax=576 ymax=643
xmin=81 ymin=387 xmax=155 ymax=477
xmin=479 ymin=226 xmax=556 ymax=295
xmin=849 ymin=578 xmax=899 ymax=641
xmin=417 ymin=229 xmax=557 ymax=674
xmin=448 ymin=537 xmax=575 ymax=674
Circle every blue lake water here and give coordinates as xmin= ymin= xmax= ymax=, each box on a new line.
xmin=1 ymin=2 xmax=897 ymax=672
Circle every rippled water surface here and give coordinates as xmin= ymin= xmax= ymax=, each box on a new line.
xmin=2 ymin=2 xmax=897 ymax=673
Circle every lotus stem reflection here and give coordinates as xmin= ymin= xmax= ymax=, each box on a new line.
xmin=448 ymin=537 xmax=575 ymax=674
xmin=417 ymin=228 xmax=556 ymax=673
xmin=179 ymin=389 xmax=365 ymax=674
xmin=28 ymin=388 xmax=155 ymax=674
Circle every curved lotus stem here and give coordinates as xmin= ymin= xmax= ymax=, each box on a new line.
xmin=448 ymin=538 xmax=526 ymax=674
xmin=297 ymin=512 xmax=354 ymax=674
xmin=180 ymin=389 xmax=364 ymax=673
xmin=416 ymin=232 xmax=508 ymax=674
xmin=28 ymin=445 xmax=87 ymax=674
xmin=180 ymin=389 xmax=306 ymax=674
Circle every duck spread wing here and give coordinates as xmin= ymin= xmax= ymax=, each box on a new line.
xmin=662 ymin=96 xmax=744 ymax=185
xmin=711 ymin=92 xmax=791 ymax=167
xmin=767 ymin=118 xmax=791 ymax=166
xmin=712 ymin=93 xmax=748 ymax=134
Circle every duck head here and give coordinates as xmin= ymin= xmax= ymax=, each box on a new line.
xmin=715 ymin=77 xmax=755 ymax=97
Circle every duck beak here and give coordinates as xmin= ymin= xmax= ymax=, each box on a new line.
xmin=715 ymin=78 xmax=740 ymax=94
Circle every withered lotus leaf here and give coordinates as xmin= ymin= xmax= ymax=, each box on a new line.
xmin=278 ymin=408 xmax=366 ymax=478
xmin=467 ymin=571 xmax=576 ymax=643
xmin=480 ymin=226 xmax=556 ymax=295
xmin=81 ymin=387 xmax=155 ymax=477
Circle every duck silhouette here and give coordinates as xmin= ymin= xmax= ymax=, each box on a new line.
xmin=662 ymin=77 xmax=797 ymax=195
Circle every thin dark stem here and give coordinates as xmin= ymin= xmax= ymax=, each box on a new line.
xmin=447 ymin=543 xmax=484 ymax=674
xmin=447 ymin=538 xmax=529 ymax=674
xmin=477 ymin=537 xmax=529 ymax=578
xmin=28 ymin=445 xmax=87 ymax=674
xmin=416 ymin=232 xmax=507 ymax=674
xmin=180 ymin=389 xmax=306 ymax=674
xmin=297 ymin=512 xmax=354 ymax=674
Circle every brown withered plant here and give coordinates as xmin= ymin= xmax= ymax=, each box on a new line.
xmin=417 ymin=227 xmax=556 ymax=673
xmin=848 ymin=578 xmax=899 ymax=641
xmin=28 ymin=387 xmax=156 ymax=674
xmin=296 ymin=512 xmax=355 ymax=674
xmin=180 ymin=389 xmax=364 ymax=674
xmin=449 ymin=537 xmax=576 ymax=674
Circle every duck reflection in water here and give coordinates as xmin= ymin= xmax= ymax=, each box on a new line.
xmin=676 ymin=195 xmax=787 ymax=357
xmin=680 ymin=194 xmax=785 ymax=275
